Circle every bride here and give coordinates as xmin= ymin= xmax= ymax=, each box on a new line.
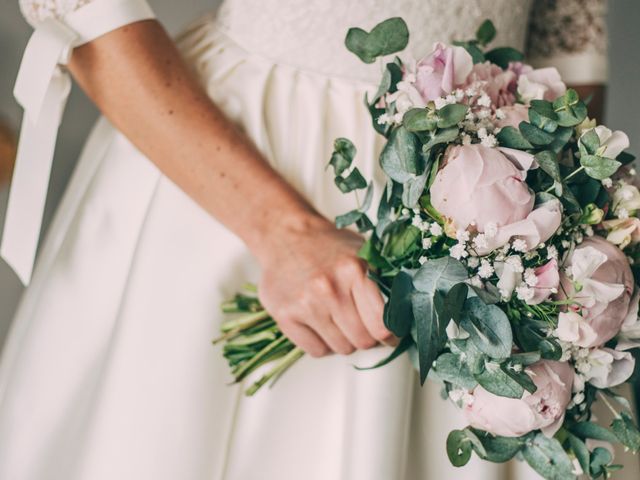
xmin=0 ymin=0 xmax=636 ymax=478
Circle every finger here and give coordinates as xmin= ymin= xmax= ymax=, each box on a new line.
xmin=352 ymin=275 xmax=395 ymax=344
xmin=329 ymin=292 xmax=377 ymax=350
xmin=279 ymin=320 xmax=330 ymax=358
xmin=305 ymin=308 xmax=355 ymax=355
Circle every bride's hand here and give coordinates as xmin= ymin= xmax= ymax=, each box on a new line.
xmin=254 ymin=215 xmax=392 ymax=357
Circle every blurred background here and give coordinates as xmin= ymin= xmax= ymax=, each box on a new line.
xmin=0 ymin=0 xmax=639 ymax=350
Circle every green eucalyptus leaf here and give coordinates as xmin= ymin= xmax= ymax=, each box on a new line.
xmin=529 ymin=108 xmax=558 ymax=133
xmin=423 ymin=127 xmax=460 ymax=151
xmin=535 ymin=150 xmax=561 ymax=182
xmin=580 ymin=129 xmax=601 ymax=155
xmin=446 ymin=430 xmax=473 ymax=467
xmin=372 ymin=62 xmax=404 ymax=103
xmin=484 ymin=46 xmax=524 ymax=69
xmin=522 ymin=433 xmax=576 ymax=480
xmin=385 ymin=271 xmax=415 ymax=337
xmin=530 ymin=100 xmax=558 ymax=120
xmin=380 ymin=126 xmax=422 ymax=183
xmin=335 ymin=209 xmax=363 ymax=229
xmin=433 ymin=352 xmax=478 ymax=390
xmin=360 ymin=182 xmax=374 ymax=212
xmin=328 ymin=137 xmax=356 ymax=176
xmin=475 ymin=363 xmax=524 ymax=399
xmin=611 ymin=411 xmax=640 ymax=453
xmin=553 ymin=90 xmax=588 ymax=127
xmin=335 ymin=168 xmax=367 ymax=193
xmin=589 ymin=447 xmax=613 ymax=478
xmin=345 ymin=17 xmax=409 ymax=64
xmin=403 ymin=108 xmax=438 ymax=132
xmin=617 ymin=151 xmax=636 ymax=166
xmin=580 ymin=154 xmax=622 ymax=180
xmin=569 ymin=422 xmax=619 ymax=443
xmin=355 ymin=215 xmax=374 ymax=233
xmin=402 ymin=173 xmax=428 ymax=208
xmin=460 ymin=297 xmax=513 ymax=359
xmin=496 ymin=126 xmax=533 ymax=149
xmin=470 ymin=429 xmax=525 ymax=463
xmin=437 ymin=104 xmax=469 ymax=128
xmin=412 ymin=257 xmax=469 ymax=383
xmin=539 ymin=338 xmax=563 ymax=360
xmin=476 ymin=19 xmax=497 ymax=45
xmin=567 ymin=434 xmax=590 ymax=477
xmin=385 ymin=223 xmax=421 ymax=260
xmin=548 ymin=126 xmax=573 ymax=153
xmin=355 ymin=335 xmax=413 ymax=370
xmin=519 ymin=121 xmax=555 ymax=146
xmin=503 ymin=365 xmax=537 ymax=394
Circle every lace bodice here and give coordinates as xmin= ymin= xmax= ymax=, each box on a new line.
xmin=20 ymin=0 xmax=608 ymax=84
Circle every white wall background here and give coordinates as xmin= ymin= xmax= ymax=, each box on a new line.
xmin=0 ymin=0 xmax=639 ymax=348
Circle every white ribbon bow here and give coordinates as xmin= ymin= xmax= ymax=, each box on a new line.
xmin=1 ymin=0 xmax=155 ymax=285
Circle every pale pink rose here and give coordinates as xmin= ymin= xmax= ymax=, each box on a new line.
xmin=517 ymin=67 xmax=566 ymax=102
xmin=508 ymin=62 xmax=534 ymax=79
xmin=431 ymin=145 xmax=561 ymax=253
xmin=431 ymin=145 xmax=533 ymax=232
xmin=529 ymin=259 xmax=560 ymax=304
xmin=413 ymin=42 xmax=473 ymax=101
xmin=588 ymin=126 xmax=630 ymax=159
xmin=495 ymin=104 xmax=530 ymax=129
xmin=464 ymin=61 xmax=517 ymax=107
xmin=464 ymin=360 xmax=573 ymax=437
xmin=602 ymin=218 xmax=640 ymax=249
xmin=557 ymin=237 xmax=635 ymax=347
xmin=584 ymin=348 xmax=635 ymax=388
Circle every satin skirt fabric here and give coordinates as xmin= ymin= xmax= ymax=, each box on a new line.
xmin=0 ymin=15 xmax=637 ymax=480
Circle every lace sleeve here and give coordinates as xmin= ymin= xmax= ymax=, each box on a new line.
xmin=19 ymin=0 xmax=96 ymax=26
xmin=527 ymin=0 xmax=608 ymax=84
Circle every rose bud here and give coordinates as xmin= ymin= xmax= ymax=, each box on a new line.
xmin=463 ymin=360 xmax=574 ymax=437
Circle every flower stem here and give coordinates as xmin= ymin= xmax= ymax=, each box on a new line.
xmin=598 ymin=391 xmax=621 ymax=419
xmin=245 ymin=347 xmax=305 ymax=396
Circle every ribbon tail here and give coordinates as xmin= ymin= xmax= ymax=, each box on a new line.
xmin=1 ymin=71 xmax=71 ymax=285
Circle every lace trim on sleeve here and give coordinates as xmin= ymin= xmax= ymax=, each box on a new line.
xmin=527 ymin=0 xmax=608 ymax=84
xmin=19 ymin=0 xmax=95 ymax=26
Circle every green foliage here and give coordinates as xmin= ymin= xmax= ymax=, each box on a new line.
xmin=519 ymin=121 xmax=555 ymax=146
xmin=475 ymin=19 xmax=496 ymax=45
xmin=403 ymin=108 xmax=438 ymax=132
xmin=380 ymin=126 xmax=423 ymax=182
xmin=328 ymin=138 xmax=356 ymax=176
xmin=553 ymin=89 xmax=588 ymax=127
xmin=484 ymin=47 xmax=524 ymax=69
xmin=470 ymin=429 xmax=525 ymax=463
xmin=433 ymin=352 xmax=478 ymax=389
xmin=460 ymin=297 xmax=513 ymax=360
xmin=611 ymin=412 xmax=640 ymax=453
xmin=446 ymin=429 xmax=473 ymax=467
xmin=437 ymin=104 xmax=469 ymax=128
xmin=474 ymin=363 xmax=525 ymax=399
xmin=345 ymin=17 xmax=409 ymax=63
xmin=580 ymin=154 xmax=621 ymax=180
xmin=496 ymin=126 xmax=533 ymax=149
xmin=522 ymin=434 xmax=576 ymax=480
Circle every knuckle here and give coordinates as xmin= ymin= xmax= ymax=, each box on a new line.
xmin=354 ymin=336 xmax=377 ymax=350
xmin=309 ymin=274 xmax=334 ymax=296
xmin=335 ymin=256 xmax=363 ymax=278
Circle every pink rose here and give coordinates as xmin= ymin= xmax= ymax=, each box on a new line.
xmin=430 ymin=145 xmax=561 ymax=253
xmin=557 ymin=237 xmax=635 ymax=347
xmin=464 ymin=61 xmax=517 ymax=107
xmin=517 ymin=67 xmax=566 ymax=102
xmin=413 ymin=42 xmax=473 ymax=101
xmin=495 ymin=104 xmax=530 ymax=129
xmin=529 ymin=259 xmax=560 ymax=305
xmin=464 ymin=360 xmax=574 ymax=437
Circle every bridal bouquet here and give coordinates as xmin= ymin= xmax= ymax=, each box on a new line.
xmin=215 ymin=18 xmax=640 ymax=479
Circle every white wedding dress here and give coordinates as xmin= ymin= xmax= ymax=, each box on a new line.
xmin=1 ymin=0 xmax=636 ymax=479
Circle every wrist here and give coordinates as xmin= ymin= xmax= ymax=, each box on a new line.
xmin=244 ymin=205 xmax=332 ymax=265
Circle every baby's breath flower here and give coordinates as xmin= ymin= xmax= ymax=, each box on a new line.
xmin=484 ymin=222 xmax=498 ymax=238
xmin=461 ymin=133 xmax=472 ymax=146
xmin=601 ymin=178 xmax=613 ymax=188
xmin=472 ymin=233 xmax=488 ymax=250
xmin=450 ymin=243 xmax=468 ymax=260
xmin=480 ymin=134 xmax=497 ymax=148
xmin=495 ymin=108 xmax=506 ymax=120
xmin=456 ymin=229 xmax=470 ymax=243
xmin=478 ymin=259 xmax=494 ymax=279
xmin=617 ymin=207 xmax=630 ymax=219
xmin=505 ymin=255 xmax=524 ymax=272
xmin=419 ymin=256 xmax=428 ymax=265
xmin=477 ymin=93 xmax=491 ymax=108
xmin=515 ymin=285 xmax=535 ymax=302
xmin=467 ymin=256 xmax=480 ymax=268
xmin=422 ymin=237 xmax=433 ymax=249
xmin=512 ymin=238 xmax=528 ymax=252
xmin=524 ymin=268 xmax=538 ymax=286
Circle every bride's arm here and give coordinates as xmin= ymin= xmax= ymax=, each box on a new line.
xmin=67 ymin=20 xmax=390 ymax=355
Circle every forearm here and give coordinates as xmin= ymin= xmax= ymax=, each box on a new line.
xmin=68 ymin=20 xmax=322 ymax=259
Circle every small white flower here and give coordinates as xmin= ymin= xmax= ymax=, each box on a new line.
xmin=516 ymin=285 xmax=535 ymax=302
xmin=495 ymin=108 xmax=506 ymax=120
xmin=477 ymin=93 xmax=492 ymax=108
xmin=478 ymin=259 xmax=494 ymax=279
xmin=430 ymin=223 xmax=443 ymax=237
xmin=465 ymin=87 xmax=478 ymax=97
xmin=450 ymin=243 xmax=469 ymax=260
xmin=561 ymin=240 xmax=571 ymax=249
xmin=411 ymin=216 xmax=422 ymax=227
xmin=377 ymin=113 xmax=391 ymax=125
xmin=617 ymin=207 xmax=630 ymax=219
xmin=445 ymin=94 xmax=457 ymax=104
xmin=602 ymin=178 xmax=613 ymax=188
xmin=583 ymin=225 xmax=594 ymax=237
xmin=512 ymin=239 xmax=528 ymax=252
xmin=524 ymin=268 xmax=538 ymax=286
xmin=477 ymin=127 xmax=488 ymax=139
xmin=505 ymin=255 xmax=524 ymax=273
xmin=419 ymin=256 xmax=428 ymax=265
xmin=454 ymin=89 xmax=465 ymax=102
xmin=422 ymin=237 xmax=433 ymax=249
xmin=484 ymin=222 xmax=498 ymax=238
xmin=461 ymin=133 xmax=472 ymax=146
xmin=392 ymin=112 xmax=404 ymax=124
xmin=480 ymin=134 xmax=497 ymax=148
xmin=456 ymin=229 xmax=470 ymax=243
xmin=469 ymin=275 xmax=484 ymax=288
xmin=473 ymin=233 xmax=488 ymax=250
xmin=401 ymin=208 xmax=410 ymax=216
xmin=434 ymin=97 xmax=448 ymax=109
xmin=467 ymin=257 xmax=480 ymax=268
xmin=418 ymin=221 xmax=431 ymax=232
xmin=476 ymin=108 xmax=491 ymax=120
